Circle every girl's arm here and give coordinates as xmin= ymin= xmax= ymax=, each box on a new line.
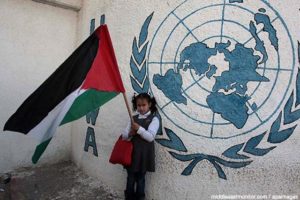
xmin=121 ymin=120 xmax=131 ymax=140
xmin=122 ymin=120 xmax=137 ymax=140
xmin=136 ymin=117 xmax=160 ymax=142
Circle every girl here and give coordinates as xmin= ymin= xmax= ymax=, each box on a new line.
xmin=122 ymin=93 xmax=161 ymax=200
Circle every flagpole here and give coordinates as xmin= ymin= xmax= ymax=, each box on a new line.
xmin=122 ymin=93 xmax=133 ymax=123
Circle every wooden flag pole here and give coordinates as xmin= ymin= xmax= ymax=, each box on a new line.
xmin=122 ymin=92 xmax=134 ymax=123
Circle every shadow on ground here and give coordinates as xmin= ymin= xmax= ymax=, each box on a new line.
xmin=0 ymin=161 xmax=122 ymax=200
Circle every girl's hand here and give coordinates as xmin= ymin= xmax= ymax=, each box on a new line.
xmin=131 ymin=122 xmax=140 ymax=131
xmin=128 ymin=129 xmax=136 ymax=136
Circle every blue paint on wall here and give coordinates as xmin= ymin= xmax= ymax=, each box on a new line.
xmin=153 ymin=69 xmax=187 ymax=104
xmin=156 ymin=128 xmax=187 ymax=152
xmin=178 ymin=42 xmax=217 ymax=75
xmin=297 ymin=43 xmax=300 ymax=106
xmin=130 ymin=76 xmax=150 ymax=94
xmin=229 ymin=0 xmax=243 ymax=3
xmin=154 ymin=111 xmax=163 ymax=135
xmin=90 ymin=19 xmax=95 ymax=35
xmin=84 ymin=127 xmax=98 ymax=156
xmin=222 ymin=143 xmax=249 ymax=159
xmin=130 ymin=13 xmax=153 ymax=94
xmin=206 ymin=65 xmax=217 ymax=79
xmin=251 ymin=102 xmax=258 ymax=111
xmin=258 ymin=8 xmax=266 ymax=13
xmin=138 ymin=12 xmax=154 ymax=47
xmin=86 ymin=108 xmax=100 ymax=126
xmin=213 ymin=42 xmax=269 ymax=94
xmin=254 ymin=10 xmax=279 ymax=51
xmin=154 ymin=28 xmax=270 ymax=129
xmin=284 ymin=91 xmax=300 ymax=124
xmin=249 ymin=21 xmax=268 ymax=64
xmin=132 ymin=38 xmax=147 ymax=65
xmin=207 ymin=92 xmax=250 ymax=129
xmin=130 ymin=56 xmax=147 ymax=83
xmin=298 ymin=42 xmax=300 ymax=64
xmin=243 ymin=132 xmax=276 ymax=156
xmin=208 ymin=42 xmax=268 ymax=128
xmin=141 ymin=0 xmax=295 ymax=140
xmin=169 ymin=151 xmax=252 ymax=179
xmin=100 ymin=14 xmax=105 ymax=25
xmin=268 ymin=112 xmax=296 ymax=143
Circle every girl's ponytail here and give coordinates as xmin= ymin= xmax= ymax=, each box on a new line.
xmin=150 ymin=96 xmax=157 ymax=113
xmin=131 ymin=93 xmax=138 ymax=111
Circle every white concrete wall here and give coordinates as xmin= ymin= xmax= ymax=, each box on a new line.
xmin=71 ymin=0 xmax=300 ymax=199
xmin=0 ymin=0 xmax=80 ymax=172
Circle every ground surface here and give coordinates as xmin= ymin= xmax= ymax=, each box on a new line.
xmin=0 ymin=161 xmax=122 ymax=200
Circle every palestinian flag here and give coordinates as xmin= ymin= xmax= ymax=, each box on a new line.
xmin=3 ymin=24 xmax=125 ymax=163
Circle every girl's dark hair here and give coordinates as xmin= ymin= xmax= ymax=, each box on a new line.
xmin=132 ymin=93 xmax=157 ymax=113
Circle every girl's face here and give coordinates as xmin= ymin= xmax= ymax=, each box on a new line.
xmin=136 ymin=98 xmax=151 ymax=115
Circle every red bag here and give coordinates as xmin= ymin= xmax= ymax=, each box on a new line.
xmin=109 ymin=136 xmax=133 ymax=166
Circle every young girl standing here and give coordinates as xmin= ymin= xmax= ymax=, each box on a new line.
xmin=122 ymin=93 xmax=161 ymax=200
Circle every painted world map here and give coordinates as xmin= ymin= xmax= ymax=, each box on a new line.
xmin=153 ymin=9 xmax=278 ymax=129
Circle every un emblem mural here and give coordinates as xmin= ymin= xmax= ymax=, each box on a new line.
xmin=130 ymin=0 xmax=300 ymax=179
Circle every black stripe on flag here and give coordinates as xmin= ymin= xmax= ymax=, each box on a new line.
xmin=4 ymin=32 xmax=99 ymax=134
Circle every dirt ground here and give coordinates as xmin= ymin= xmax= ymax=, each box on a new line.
xmin=0 ymin=161 xmax=122 ymax=200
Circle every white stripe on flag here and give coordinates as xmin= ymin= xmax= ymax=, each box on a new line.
xmin=27 ymin=88 xmax=85 ymax=143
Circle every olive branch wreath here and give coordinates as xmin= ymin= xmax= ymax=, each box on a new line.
xmin=129 ymin=13 xmax=300 ymax=180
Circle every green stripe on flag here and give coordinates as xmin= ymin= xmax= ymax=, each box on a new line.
xmin=32 ymin=138 xmax=52 ymax=164
xmin=60 ymin=89 xmax=119 ymax=125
